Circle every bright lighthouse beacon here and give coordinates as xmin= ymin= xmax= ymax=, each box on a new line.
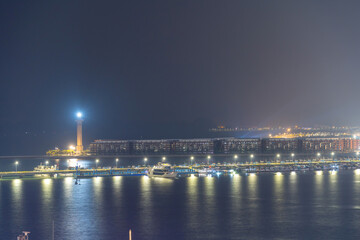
xmin=76 ymin=112 xmax=84 ymax=154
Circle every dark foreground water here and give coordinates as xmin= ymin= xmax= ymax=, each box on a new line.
xmin=2 ymin=170 xmax=360 ymax=240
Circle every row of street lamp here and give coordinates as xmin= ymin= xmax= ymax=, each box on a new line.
xmin=12 ymin=152 xmax=360 ymax=171
xmin=12 ymin=160 xmax=49 ymax=172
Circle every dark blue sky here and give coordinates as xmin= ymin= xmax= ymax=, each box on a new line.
xmin=1 ymin=1 xmax=360 ymax=154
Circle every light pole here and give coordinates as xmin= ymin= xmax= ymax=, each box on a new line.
xmin=317 ymin=152 xmax=321 ymax=161
xmin=250 ymin=154 xmax=254 ymax=165
xmin=162 ymin=157 xmax=166 ymax=162
xmin=144 ymin=157 xmax=148 ymax=166
xmin=276 ymin=154 xmax=280 ymax=162
xmin=291 ymin=153 xmax=295 ymax=162
xmin=331 ymin=152 xmax=335 ymax=162
xmin=96 ymin=159 xmax=99 ymax=168
xmin=45 ymin=160 xmax=49 ymax=166
xmin=207 ymin=155 xmax=211 ymax=165
xmin=234 ymin=154 xmax=238 ymax=164
xmin=116 ymin=158 xmax=119 ymax=168
xmin=190 ymin=156 xmax=194 ymax=166
xmin=15 ymin=161 xmax=18 ymax=172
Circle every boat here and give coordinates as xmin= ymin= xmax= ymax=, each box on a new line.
xmin=17 ymin=231 xmax=30 ymax=240
xmin=147 ymin=163 xmax=178 ymax=178
xmin=34 ymin=163 xmax=57 ymax=172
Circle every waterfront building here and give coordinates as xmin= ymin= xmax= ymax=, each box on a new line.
xmin=170 ymin=139 xmax=214 ymax=154
xmin=89 ymin=140 xmax=131 ymax=155
xmin=262 ymin=138 xmax=300 ymax=153
xmin=89 ymin=137 xmax=360 ymax=156
xmin=215 ymin=138 xmax=260 ymax=154
xmin=132 ymin=140 xmax=171 ymax=155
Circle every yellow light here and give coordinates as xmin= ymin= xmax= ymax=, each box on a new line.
xmin=316 ymin=171 xmax=323 ymax=175
xmin=190 ymin=174 xmax=195 ymax=178
xmin=355 ymin=169 xmax=360 ymax=175
xmin=69 ymin=145 xmax=76 ymax=150
xmin=276 ymin=172 xmax=282 ymax=176
xmin=207 ymin=155 xmax=211 ymax=159
xmin=43 ymin=178 xmax=52 ymax=184
xmin=190 ymin=156 xmax=194 ymax=160
xmin=249 ymin=173 xmax=256 ymax=177
xmin=290 ymin=171 xmax=296 ymax=175
xmin=330 ymin=170 xmax=337 ymax=175
xmin=234 ymin=155 xmax=238 ymax=159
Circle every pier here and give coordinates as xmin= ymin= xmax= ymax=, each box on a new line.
xmin=1 ymin=158 xmax=360 ymax=179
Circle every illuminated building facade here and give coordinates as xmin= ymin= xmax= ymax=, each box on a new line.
xmin=89 ymin=137 xmax=360 ymax=155
xmin=262 ymin=138 xmax=300 ymax=153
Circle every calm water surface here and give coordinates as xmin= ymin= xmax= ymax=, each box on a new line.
xmin=1 ymin=161 xmax=360 ymax=239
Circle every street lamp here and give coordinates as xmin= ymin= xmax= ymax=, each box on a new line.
xmin=116 ymin=158 xmax=119 ymax=168
xmin=144 ymin=157 xmax=148 ymax=165
xmin=250 ymin=154 xmax=254 ymax=164
xmin=15 ymin=161 xmax=19 ymax=172
xmin=207 ymin=155 xmax=211 ymax=165
xmin=190 ymin=156 xmax=194 ymax=165
xmin=45 ymin=160 xmax=49 ymax=166
xmin=96 ymin=159 xmax=99 ymax=168
xmin=162 ymin=157 xmax=166 ymax=162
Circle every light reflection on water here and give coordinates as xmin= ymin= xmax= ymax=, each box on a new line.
xmin=2 ymin=172 xmax=360 ymax=239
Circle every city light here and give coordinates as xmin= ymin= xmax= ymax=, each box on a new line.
xmin=316 ymin=170 xmax=323 ymax=175
xmin=355 ymin=169 xmax=360 ymax=175
xmin=76 ymin=112 xmax=83 ymax=118
xmin=317 ymin=153 xmax=321 ymax=157
xmin=234 ymin=155 xmax=238 ymax=159
xmin=207 ymin=155 xmax=211 ymax=159
xmin=45 ymin=161 xmax=49 ymax=165
xmin=69 ymin=145 xmax=75 ymax=150
xmin=162 ymin=157 xmax=166 ymax=161
xmin=15 ymin=161 xmax=19 ymax=172
xmin=276 ymin=172 xmax=282 ymax=176
xmin=291 ymin=153 xmax=295 ymax=157
xmin=190 ymin=156 xmax=194 ymax=160
xmin=276 ymin=154 xmax=280 ymax=158
xmin=331 ymin=152 xmax=335 ymax=156
xmin=290 ymin=171 xmax=296 ymax=175
xmin=144 ymin=157 xmax=148 ymax=161
xmin=250 ymin=154 xmax=254 ymax=158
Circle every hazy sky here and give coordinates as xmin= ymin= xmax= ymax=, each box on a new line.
xmin=1 ymin=0 xmax=360 ymax=153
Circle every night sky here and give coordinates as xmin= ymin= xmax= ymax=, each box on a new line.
xmin=1 ymin=1 xmax=360 ymax=154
